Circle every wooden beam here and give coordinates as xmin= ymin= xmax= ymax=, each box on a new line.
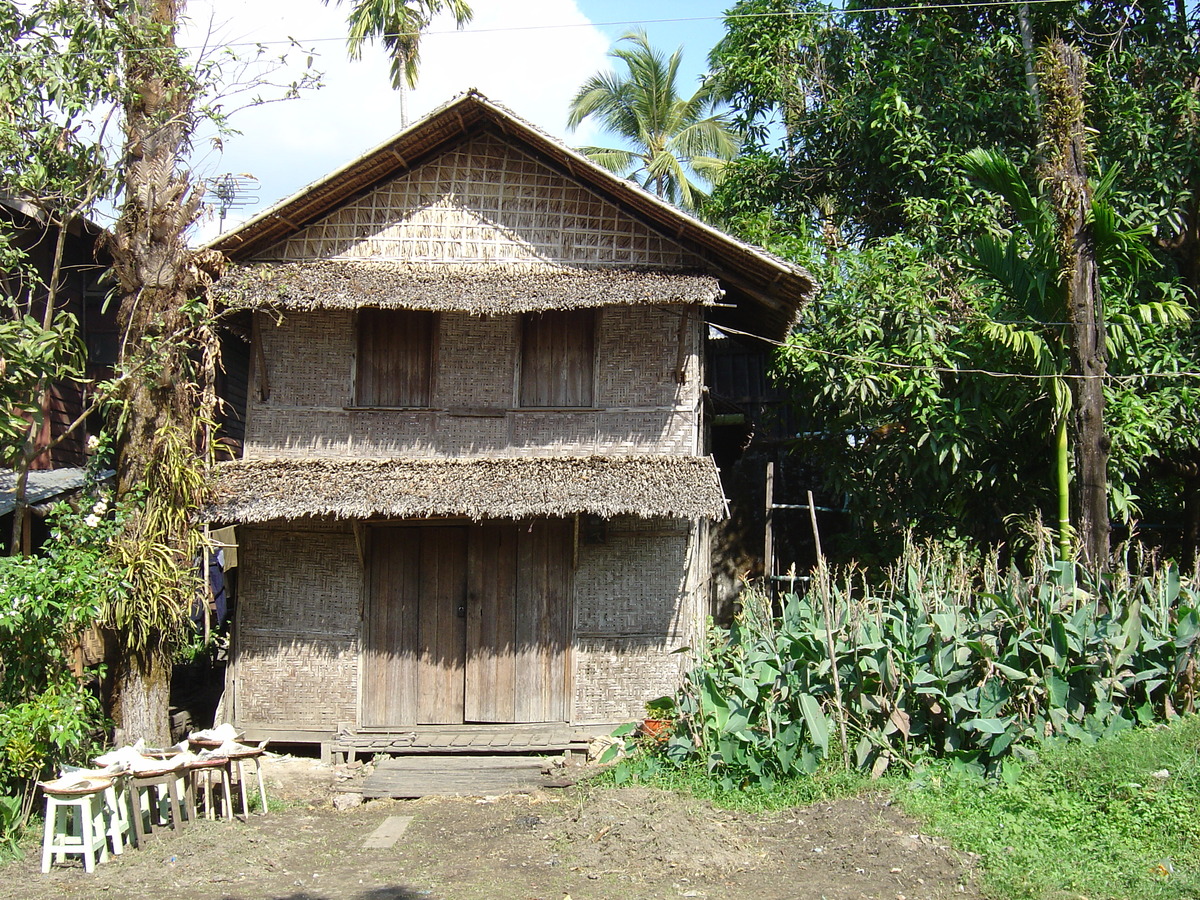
xmin=764 ymin=459 xmax=775 ymax=585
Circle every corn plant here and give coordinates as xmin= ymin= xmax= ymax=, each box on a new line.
xmin=666 ymin=540 xmax=1200 ymax=788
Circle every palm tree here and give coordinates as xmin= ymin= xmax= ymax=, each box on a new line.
xmin=962 ymin=148 xmax=1186 ymax=562
xmin=327 ymin=0 xmax=472 ymax=124
xmin=567 ymin=30 xmax=740 ymax=210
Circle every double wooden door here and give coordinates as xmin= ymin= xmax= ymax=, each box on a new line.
xmin=362 ymin=520 xmax=572 ymax=726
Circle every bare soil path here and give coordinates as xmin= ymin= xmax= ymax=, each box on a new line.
xmin=2 ymin=757 xmax=981 ymax=900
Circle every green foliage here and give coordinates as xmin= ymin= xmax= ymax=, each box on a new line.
xmin=592 ymin=752 xmax=868 ymax=813
xmin=0 ymin=1 xmax=121 ymax=210
xmin=707 ymin=0 xmax=1200 ymax=557
xmin=900 ymin=714 xmax=1200 ymax=899
xmin=0 ymin=314 xmax=85 ymax=464
xmin=0 ymin=496 xmax=115 ymax=843
xmin=772 ymin=238 xmax=1052 ymax=557
xmin=651 ymin=542 xmax=1199 ymax=789
xmin=328 ymin=0 xmax=472 ymax=90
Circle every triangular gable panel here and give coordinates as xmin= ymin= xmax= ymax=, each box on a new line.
xmin=253 ymin=131 xmax=705 ymax=270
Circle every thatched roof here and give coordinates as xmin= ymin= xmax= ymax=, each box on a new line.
xmin=210 ymin=261 xmax=723 ymax=314
xmin=205 ymin=455 xmax=726 ymax=523
xmin=207 ymin=91 xmax=815 ymax=343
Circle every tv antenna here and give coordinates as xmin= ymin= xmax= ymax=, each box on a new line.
xmin=204 ymin=174 xmax=260 ymax=232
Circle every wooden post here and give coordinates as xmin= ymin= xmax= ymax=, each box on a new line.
xmin=809 ymin=490 xmax=850 ymax=769
xmin=202 ymin=524 xmax=212 ymax=642
xmin=764 ymin=459 xmax=775 ymax=587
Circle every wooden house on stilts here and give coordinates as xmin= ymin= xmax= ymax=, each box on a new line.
xmin=205 ymin=91 xmax=814 ymax=758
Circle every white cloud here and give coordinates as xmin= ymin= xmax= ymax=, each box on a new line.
xmin=184 ymin=0 xmax=611 ymax=243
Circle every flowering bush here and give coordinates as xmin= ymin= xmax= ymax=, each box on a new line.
xmin=0 ymin=492 xmax=122 ymax=840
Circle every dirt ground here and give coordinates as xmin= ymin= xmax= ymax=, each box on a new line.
xmin=2 ymin=755 xmax=982 ymax=900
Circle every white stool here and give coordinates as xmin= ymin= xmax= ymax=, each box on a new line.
xmin=40 ymin=782 xmax=110 ymax=873
xmin=230 ymin=748 xmax=269 ymax=816
xmin=190 ymin=759 xmax=234 ymax=820
xmin=101 ymin=776 xmax=131 ymax=854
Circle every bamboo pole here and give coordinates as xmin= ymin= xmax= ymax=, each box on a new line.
xmin=764 ymin=459 xmax=775 ymax=587
xmin=809 ymin=490 xmax=850 ymax=769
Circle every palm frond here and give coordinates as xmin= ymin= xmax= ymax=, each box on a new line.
xmin=670 ymin=115 xmax=741 ymax=161
xmin=575 ymin=146 xmax=641 ymax=176
xmin=961 ymin=148 xmax=1049 ymax=241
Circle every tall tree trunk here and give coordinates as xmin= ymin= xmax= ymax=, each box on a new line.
xmin=110 ymin=643 xmax=172 ymax=747
xmin=104 ymin=0 xmax=221 ymax=746
xmin=1017 ymin=3 xmax=1040 ymax=113
xmin=1040 ymin=40 xmax=1109 ymax=570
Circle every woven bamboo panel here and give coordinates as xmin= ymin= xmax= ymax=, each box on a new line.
xmin=510 ymin=411 xmax=599 ymax=452
xmin=435 ymin=312 xmax=516 ymax=408
xmin=349 ymin=410 xmax=439 ymax=454
xmin=573 ymin=521 xmax=690 ymax=638
xmin=236 ymin=639 xmax=358 ymax=726
xmin=596 ymin=410 xmax=696 ymax=455
xmin=573 ymin=641 xmax=692 ymax=724
xmin=260 ymin=311 xmax=355 ymax=408
xmin=597 ymin=307 xmax=699 ymax=409
xmin=245 ymin=306 xmax=700 ymax=458
xmin=571 ymin=517 xmax=705 ymax=723
xmin=434 ymin=414 xmax=510 ymax=456
xmin=263 ymin=131 xmax=705 ymax=270
xmin=244 ymin=408 xmax=356 ymax=458
xmin=235 ymin=528 xmax=362 ymax=728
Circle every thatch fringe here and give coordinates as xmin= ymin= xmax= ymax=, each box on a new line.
xmin=205 ymin=455 xmax=726 ymax=523
xmin=209 ymin=261 xmax=722 ymax=314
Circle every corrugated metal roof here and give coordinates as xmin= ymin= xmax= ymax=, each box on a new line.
xmin=0 ymin=468 xmax=112 ymax=516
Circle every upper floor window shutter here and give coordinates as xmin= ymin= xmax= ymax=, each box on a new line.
xmin=520 ymin=309 xmax=595 ymax=407
xmin=356 ymin=309 xmax=434 ymax=407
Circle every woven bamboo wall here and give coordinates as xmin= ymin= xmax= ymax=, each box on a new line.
xmin=257 ymin=131 xmax=705 ymax=271
xmin=232 ymin=527 xmax=361 ymax=730
xmin=571 ymin=516 xmax=704 ymax=724
xmin=245 ymin=305 xmax=701 ymax=459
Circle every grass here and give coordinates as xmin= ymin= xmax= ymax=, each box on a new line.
xmin=591 ymin=716 xmax=1200 ymax=899
xmin=895 ymin=714 xmax=1200 ymax=900
xmin=586 ymin=751 xmax=870 ymax=812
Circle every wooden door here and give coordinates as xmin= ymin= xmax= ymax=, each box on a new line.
xmin=363 ymin=525 xmax=467 ymax=726
xmin=465 ymin=519 xmax=572 ymax=723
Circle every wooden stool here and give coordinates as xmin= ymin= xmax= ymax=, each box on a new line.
xmin=100 ymin=776 xmax=131 ymax=854
xmin=189 ymin=758 xmax=234 ymax=820
xmin=40 ymin=780 xmax=111 ymax=873
xmin=127 ymin=769 xmax=192 ymax=843
xmin=229 ymin=748 xmax=269 ymax=816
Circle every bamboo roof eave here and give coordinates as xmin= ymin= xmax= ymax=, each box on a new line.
xmin=205 ymin=90 xmax=815 ymax=342
xmin=203 ymin=455 xmax=727 ymax=524
xmin=210 ymin=261 xmax=724 ymax=314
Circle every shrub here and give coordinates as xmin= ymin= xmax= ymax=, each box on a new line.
xmin=667 ymin=540 xmax=1200 ymax=788
xmin=0 ymin=494 xmax=119 ymax=841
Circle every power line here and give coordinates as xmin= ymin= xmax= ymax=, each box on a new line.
xmin=176 ymin=0 xmax=1081 ymax=53
xmin=709 ymin=321 xmax=1200 ymax=384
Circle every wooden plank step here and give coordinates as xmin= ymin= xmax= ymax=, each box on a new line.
xmin=362 ymin=755 xmax=550 ymax=799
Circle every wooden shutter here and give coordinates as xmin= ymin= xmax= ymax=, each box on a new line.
xmin=363 ymin=525 xmax=468 ymax=726
xmin=356 ymin=309 xmax=434 ymax=407
xmin=519 ymin=309 xmax=595 ymax=407
xmin=465 ymin=519 xmax=572 ymax=723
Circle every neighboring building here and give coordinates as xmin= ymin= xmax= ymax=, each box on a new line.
xmin=204 ymin=92 xmax=814 ymax=756
xmin=0 ymin=196 xmax=115 ymax=553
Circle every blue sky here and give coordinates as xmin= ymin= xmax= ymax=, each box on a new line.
xmin=576 ymin=0 xmax=729 ymax=84
xmin=183 ymin=0 xmax=737 ymax=241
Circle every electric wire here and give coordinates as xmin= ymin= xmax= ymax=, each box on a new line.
xmin=166 ymin=0 xmax=1102 ymax=53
